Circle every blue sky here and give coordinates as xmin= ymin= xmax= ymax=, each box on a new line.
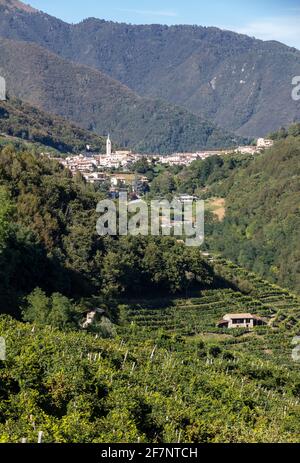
xmin=28 ymin=0 xmax=300 ymax=49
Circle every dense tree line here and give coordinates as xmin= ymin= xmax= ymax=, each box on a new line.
xmin=149 ymin=154 xmax=251 ymax=197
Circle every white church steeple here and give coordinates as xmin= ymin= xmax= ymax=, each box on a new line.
xmin=106 ymin=133 xmax=112 ymax=156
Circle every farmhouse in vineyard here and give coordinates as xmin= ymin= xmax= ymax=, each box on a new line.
xmin=217 ymin=313 xmax=267 ymax=329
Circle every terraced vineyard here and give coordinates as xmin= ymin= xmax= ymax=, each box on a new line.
xmin=122 ymin=289 xmax=272 ymax=333
xmin=119 ymin=258 xmax=300 ymax=367
xmin=1 ymin=313 xmax=300 ymax=443
xmin=1 ymin=258 xmax=300 ymax=442
xmin=212 ymin=257 xmax=300 ymax=330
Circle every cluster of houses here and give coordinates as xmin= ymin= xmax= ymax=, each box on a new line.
xmin=56 ymin=149 xmax=222 ymax=172
xmin=110 ymin=174 xmax=150 ymax=197
xmin=157 ymin=152 xmax=215 ymax=166
xmin=156 ymin=138 xmax=274 ymax=165
xmin=58 ymin=151 xmax=141 ymax=173
xmin=236 ymin=138 xmax=274 ymax=155
xmin=47 ymin=136 xmax=274 ymax=196
xmin=47 ymin=152 xmax=150 ymax=197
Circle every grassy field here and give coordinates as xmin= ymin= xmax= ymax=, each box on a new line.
xmin=205 ymin=197 xmax=226 ymax=221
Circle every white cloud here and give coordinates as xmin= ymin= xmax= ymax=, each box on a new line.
xmin=115 ymin=8 xmax=178 ymax=18
xmin=231 ymin=16 xmax=300 ymax=50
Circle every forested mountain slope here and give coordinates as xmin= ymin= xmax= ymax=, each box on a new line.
xmin=209 ymin=125 xmax=300 ymax=293
xmin=0 ymin=35 xmax=240 ymax=154
xmin=0 ymin=97 xmax=107 ymax=153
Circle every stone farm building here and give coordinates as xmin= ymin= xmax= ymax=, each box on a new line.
xmin=217 ymin=313 xmax=267 ymax=329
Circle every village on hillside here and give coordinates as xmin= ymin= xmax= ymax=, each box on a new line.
xmin=47 ymin=136 xmax=274 ymax=199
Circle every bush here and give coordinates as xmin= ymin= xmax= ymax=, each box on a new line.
xmin=209 ymin=345 xmax=222 ymax=358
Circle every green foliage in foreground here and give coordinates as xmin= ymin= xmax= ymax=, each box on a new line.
xmin=22 ymin=289 xmax=79 ymax=331
xmin=1 ymin=258 xmax=300 ymax=443
xmin=0 ymin=313 xmax=300 ymax=444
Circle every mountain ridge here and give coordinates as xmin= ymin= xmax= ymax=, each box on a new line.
xmin=0 ymin=0 xmax=38 ymax=13
xmin=0 ymin=1 xmax=299 ymax=136
xmin=0 ymin=35 xmax=241 ymax=154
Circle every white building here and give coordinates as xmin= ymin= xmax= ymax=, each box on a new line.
xmin=82 ymin=172 xmax=109 ymax=184
xmin=175 ymin=194 xmax=198 ymax=203
xmin=236 ymin=146 xmax=258 ymax=155
xmin=96 ymin=152 xmax=140 ymax=169
xmin=82 ymin=308 xmax=106 ymax=329
xmin=217 ymin=313 xmax=267 ymax=329
xmin=257 ymin=138 xmax=274 ymax=149
xmin=110 ymin=175 xmax=127 ymax=187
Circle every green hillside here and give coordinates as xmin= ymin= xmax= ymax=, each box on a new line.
xmin=0 ymin=36 xmax=241 ymax=154
xmin=0 ymin=98 xmax=107 ymax=154
xmin=141 ymin=125 xmax=299 ymax=295
xmin=1 ymin=257 xmax=300 ymax=443
xmin=122 ymin=256 xmax=300 ymax=343
xmin=0 ymin=145 xmax=216 ymax=315
xmin=207 ymin=125 xmax=300 ymax=294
